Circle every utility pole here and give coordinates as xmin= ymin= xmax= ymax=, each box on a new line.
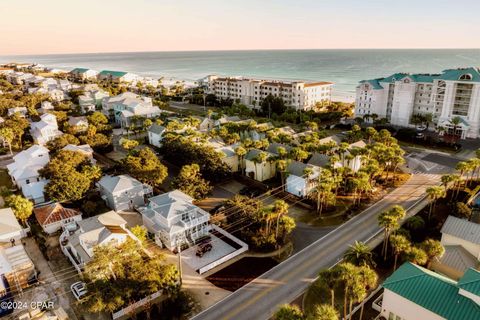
xmin=177 ymin=242 xmax=183 ymax=286
xmin=268 ymin=101 xmax=271 ymax=119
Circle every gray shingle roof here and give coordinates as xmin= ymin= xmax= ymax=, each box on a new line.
xmin=267 ymin=143 xmax=293 ymax=155
xmin=308 ymin=153 xmax=331 ymax=167
xmin=148 ymin=124 xmax=166 ymax=135
xmin=441 ymin=216 xmax=480 ymax=245
xmin=98 ymin=175 xmax=142 ymax=193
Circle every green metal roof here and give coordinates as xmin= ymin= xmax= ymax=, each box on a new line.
xmin=383 ymin=263 xmax=480 ymax=320
xmin=99 ymin=70 xmax=128 ymax=77
xmin=458 ymin=269 xmax=480 ymax=296
xmin=440 ymin=67 xmax=480 ymax=82
xmin=360 ymin=68 xmax=480 ymax=88
xmin=70 ymin=67 xmax=89 ymax=74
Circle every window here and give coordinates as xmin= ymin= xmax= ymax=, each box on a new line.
xmin=459 ymin=74 xmax=473 ymax=81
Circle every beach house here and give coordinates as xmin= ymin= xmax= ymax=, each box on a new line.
xmin=244 ymin=149 xmax=276 ymax=182
xmin=141 ymin=190 xmax=211 ymax=250
xmin=6 ymin=145 xmax=50 ymax=204
xmin=33 ymin=203 xmax=82 ymax=235
xmin=147 ymin=124 xmax=166 ymax=148
xmin=285 ymin=161 xmax=320 ymax=197
xmin=431 ymin=216 xmax=480 ymax=279
xmin=97 ymin=175 xmax=152 ymax=211
xmin=69 ymin=68 xmax=98 ymax=81
xmin=30 ymin=113 xmax=63 ymax=145
xmin=60 ymin=211 xmax=138 ymax=272
xmin=374 ymin=262 xmax=480 ymax=320
xmin=97 ymin=70 xmax=138 ymax=83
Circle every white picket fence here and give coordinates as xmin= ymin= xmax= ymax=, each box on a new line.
xmin=112 ymin=290 xmax=163 ymax=320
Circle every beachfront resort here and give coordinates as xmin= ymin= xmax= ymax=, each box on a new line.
xmin=0 ymin=61 xmax=479 ymax=320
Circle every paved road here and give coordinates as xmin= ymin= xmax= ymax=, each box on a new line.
xmin=192 ymin=173 xmax=439 ymax=320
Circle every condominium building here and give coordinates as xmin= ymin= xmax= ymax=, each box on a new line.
xmin=205 ymin=75 xmax=333 ymax=111
xmin=355 ymin=67 xmax=480 ymax=139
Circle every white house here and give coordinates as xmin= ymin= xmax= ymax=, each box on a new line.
xmin=6 ymin=145 xmax=50 ymax=204
xmin=0 ymin=208 xmax=26 ymax=243
xmin=33 ymin=203 xmax=82 ymax=235
xmin=102 ymin=92 xmax=161 ymax=126
xmin=147 ymin=124 xmax=166 ymax=148
xmin=355 ymin=67 xmax=480 ymax=139
xmin=198 ymin=117 xmax=215 ymax=132
xmin=432 ymin=216 xmax=480 ymax=279
xmin=38 ymin=101 xmax=54 ymax=114
xmin=285 ymin=161 xmax=320 ymax=197
xmin=62 ymin=144 xmax=96 ymax=164
xmin=97 ymin=70 xmax=138 ymax=83
xmin=67 ymin=116 xmax=89 ymax=133
xmin=7 ymin=106 xmax=27 ymax=117
xmin=69 ymin=68 xmax=98 ymax=81
xmin=215 ymin=144 xmax=240 ymax=172
xmin=244 ymin=149 xmax=276 ymax=182
xmin=141 ymin=190 xmax=211 ymax=251
xmin=376 ymin=262 xmax=480 ymax=320
xmin=30 ymin=113 xmax=63 ymax=145
xmin=60 ymin=211 xmax=138 ymax=272
xmin=97 ymin=175 xmax=153 ymax=211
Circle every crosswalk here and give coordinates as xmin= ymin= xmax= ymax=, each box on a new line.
xmin=455 ymin=149 xmax=475 ymax=160
xmin=411 ymin=170 xmax=441 ymax=180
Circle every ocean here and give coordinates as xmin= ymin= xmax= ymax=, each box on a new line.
xmin=1 ymin=49 xmax=480 ymax=101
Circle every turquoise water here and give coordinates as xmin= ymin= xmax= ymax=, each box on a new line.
xmin=1 ymin=49 xmax=480 ymax=101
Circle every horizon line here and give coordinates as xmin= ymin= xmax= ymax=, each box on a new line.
xmin=2 ymin=47 xmax=480 ymax=57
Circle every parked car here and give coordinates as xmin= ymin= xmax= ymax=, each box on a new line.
xmin=239 ymin=186 xmax=262 ymax=198
xmin=210 ymin=204 xmax=225 ymax=214
xmin=70 ymin=281 xmax=87 ymax=301
xmin=196 ymin=239 xmax=213 ymax=257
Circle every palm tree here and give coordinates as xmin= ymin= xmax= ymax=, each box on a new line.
xmin=355 ymin=266 xmax=378 ymax=320
xmin=426 ymin=186 xmax=446 ymax=220
xmin=405 ymin=216 xmax=425 ymax=231
xmin=272 ymin=200 xmax=289 ymax=239
xmin=421 ymin=239 xmax=445 ymax=268
xmin=276 ymin=159 xmax=288 ymax=189
xmin=0 ymin=127 xmax=14 ymax=155
xmin=389 ymin=234 xmax=411 ymax=270
xmin=273 ymin=304 xmax=304 ymax=320
xmin=318 ymin=268 xmax=339 ymax=308
xmin=235 ymin=146 xmax=247 ymax=174
xmin=378 ymin=205 xmax=405 ymax=260
xmin=310 ymin=169 xmax=334 ymax=216
xmin=405 ymin=247 xmax=428 ymax=266
xmin=344 ymin=241 xmax=375 ymax=267
xmin=450 ymin=116 xmax=462 ymax=139
xmin=311 ymin=304 xmax=339 ymax=320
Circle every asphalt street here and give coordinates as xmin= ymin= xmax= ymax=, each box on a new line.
xmin=192 ymin=173 xmax=439 ymax=320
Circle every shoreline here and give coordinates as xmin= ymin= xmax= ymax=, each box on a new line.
xmin=3 ymin=60 xmax=355 ymax=103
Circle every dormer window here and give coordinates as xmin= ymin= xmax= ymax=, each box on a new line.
xmin=459 ymin=74 xmax=473 ymax=81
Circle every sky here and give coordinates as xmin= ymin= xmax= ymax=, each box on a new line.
xmin=1 ymin=0 xmax=480 ymax=55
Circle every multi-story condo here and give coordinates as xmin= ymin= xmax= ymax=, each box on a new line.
xmin=205 ymin=75 xmax=333 ymax=111
xmin=355 ymin=67 xmax=480 ymax=139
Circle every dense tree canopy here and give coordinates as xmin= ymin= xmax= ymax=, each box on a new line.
xmin=160 ymin=133 xmax=231 ymax=182
xmin=41 ymin=150 xmax=101 ymax=202
xmin=123 ymin=147 xmax=168 ymax=188
xmin=171 ymin=164 xmax=212 ymax=200
xmin=83 ymin=239 xmax=179 ymax=314
xmin=5 ymin=195 xmax=33 ymax=225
